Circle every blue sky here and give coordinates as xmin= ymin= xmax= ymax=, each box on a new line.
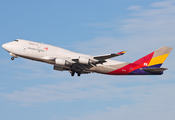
xmin=1 ymin=0 xmax=175 ymax=120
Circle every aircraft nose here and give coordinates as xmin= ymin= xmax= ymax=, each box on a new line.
xmin=2 ymin=43 xmax=6 ymax=49
xmin=2 ymin=43 xmax=13 ymax=51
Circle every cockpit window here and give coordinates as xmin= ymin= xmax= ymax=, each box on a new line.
xmin=14 ymin=40 xmax=19 ymax=42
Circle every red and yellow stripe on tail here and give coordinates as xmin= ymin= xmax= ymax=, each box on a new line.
xmin=107 ymin=46 xmax=173 ymax=75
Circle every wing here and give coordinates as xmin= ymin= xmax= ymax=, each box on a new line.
xmin=43 ymin=51 xmax=126 ymax=76
xmin=93 ymin=51 xmax=126 ymax=60
xmin=42 ymin=51 xmax=126 ymax=64
xmin=53 ymin=63 xmax=92 ymax=75
xmin=41 ymin=57 xmax=92 ymax=74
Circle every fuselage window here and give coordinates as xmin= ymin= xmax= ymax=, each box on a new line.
xmin=29 ymin=43 xmax=35 ymax=45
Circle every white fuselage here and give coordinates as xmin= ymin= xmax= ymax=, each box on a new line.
xmin=2 ymin=40 xmax=172 ymax=76
xmin=2 ymin=39 xmax=127 ymax=75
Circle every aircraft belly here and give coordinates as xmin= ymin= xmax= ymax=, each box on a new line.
xmin=106 ymin=63 xmax=137 ymax=75
xmin=91 ymin=63 xmax=129 ymax=74
xmin=90 ymin=66 xmax=114 ymax=74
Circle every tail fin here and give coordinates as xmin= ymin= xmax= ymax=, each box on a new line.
xmin=133 ymin=46 xmax=173 ymax=68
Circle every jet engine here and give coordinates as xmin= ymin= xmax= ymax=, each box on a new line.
xmin=78 ymin=57 xmax=95 ymax=65
xmin=55 ymin=58 xmax=72 ymax=66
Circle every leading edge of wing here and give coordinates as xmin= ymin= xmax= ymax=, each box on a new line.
xmin=93 ymin=51 xmax=126 ymax=60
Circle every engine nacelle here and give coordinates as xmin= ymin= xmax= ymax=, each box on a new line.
xmin=53 ymin=65 xmax=64 ymax=71
xmin=78 ymin=57 xmax=95 ymax=65
xmin=55 ymin=58 xmax=72 ymax=66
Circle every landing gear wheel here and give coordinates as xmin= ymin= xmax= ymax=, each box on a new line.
xmin=11 ymin=57 xmax=14 ymax=60
xmin=71 ymin=71 xmax=75 ymax=76
xmin=77 ymin=72 xmax=81 ymax=77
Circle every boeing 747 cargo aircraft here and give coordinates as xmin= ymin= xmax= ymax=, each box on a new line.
xmin=2 ymin=39 xmax=173 ymax=76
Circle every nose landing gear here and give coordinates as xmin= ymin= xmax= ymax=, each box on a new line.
xmin=10 ymin=53 xmax=18 ymax=60
xmin=11 ymin=57 xmax=14 ymax=60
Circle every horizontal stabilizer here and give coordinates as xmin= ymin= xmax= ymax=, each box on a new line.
xmin=94 ymin=51 xmax=126 ymax=60
xmin=140 ymin=68 xmax=168 ymax=72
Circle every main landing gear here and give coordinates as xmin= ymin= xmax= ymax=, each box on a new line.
xmin=71 ymin=71 xmax=81 ymax=77
xmin=71 ymin=71 xmax=75 ymax=76
xmin=70 ymin=64 xmax=82 ymax=77
xmin=77 ymin=72 xmax=81 ymax=77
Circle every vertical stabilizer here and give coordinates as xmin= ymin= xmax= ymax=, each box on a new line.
xmin=133 ymin=46 xmax=173 ymax=68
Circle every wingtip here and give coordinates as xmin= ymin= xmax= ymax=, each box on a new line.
xmin=117 ymin=51 xmax=127 ymax=55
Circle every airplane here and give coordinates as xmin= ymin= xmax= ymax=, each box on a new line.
xmin=2 ymin=39 xmax=173 ymax=77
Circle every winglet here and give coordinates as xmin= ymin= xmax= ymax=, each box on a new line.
xmin=117 ymin=51 xmax=126 ymax=55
